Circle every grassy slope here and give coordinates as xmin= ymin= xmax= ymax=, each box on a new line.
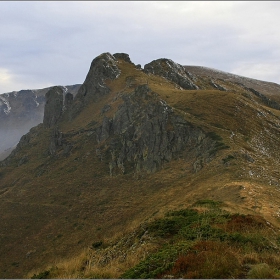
xmin=28 ymin=200 xmax=280 ymax=279
xmin=0 ymin=60 xmax=280 ymax=278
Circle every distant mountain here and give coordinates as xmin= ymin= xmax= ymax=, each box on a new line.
xmin=1 ymin=52 xmax=280 ymax=278
xmin=0 ymin=84 xmax=81 ymax=160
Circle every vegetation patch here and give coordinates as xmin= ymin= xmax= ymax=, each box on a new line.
xmin=121 ymin=200 xmax=280 ymax=279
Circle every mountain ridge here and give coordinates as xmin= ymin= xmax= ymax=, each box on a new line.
xmin=1 ymin=52 xmax=280 ymax=278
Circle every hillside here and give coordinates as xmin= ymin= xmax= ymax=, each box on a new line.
xmin=0 ymin=52 xmax=280 ymax=278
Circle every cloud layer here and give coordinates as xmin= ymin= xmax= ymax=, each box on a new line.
xmin=1 ymin=1 xmax=280 ymax=93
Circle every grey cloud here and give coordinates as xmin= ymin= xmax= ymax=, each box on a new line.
xmin=1 ymin=1 xmax=280 ymax=94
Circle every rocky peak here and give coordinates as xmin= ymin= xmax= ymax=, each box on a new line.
xmin=144 ymin=58 xmax=198 ymax=90
xmin=75 ymin=52 xmax=121 ymax=103
xmin=66 ymin=52 xmax=121 ymax=119
xmin=113 ymin=53 xmax=133 ymax=64
xmin=43 ymin=86 xmax=64 ymax=128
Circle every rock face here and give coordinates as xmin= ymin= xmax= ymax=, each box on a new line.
xmin=0 ymin=85 xmax=80 ymax=160
xmin=96 ymin=84 xmax=215 ymax=175
xmin=43 ymin=86 xmax=64 ymax=128
xmin=244 ymin=87 xmax=280 ymax=110
xmin=144 ymin=58 xmax=198 ymax=90
xmin=2 ymin=52 xmax=217 ymax=174
xmin=75 ymin=52 xmax=121 ymax=103
xmin=49 ymin=127 xmax=63 ymax=155
xmin=64 ymin=92 xmax=74 ymax=109
xmin=68 ymin=53 xmax=121 ymax=119
xmin=113 ymin=53 xmax=133 ymax=64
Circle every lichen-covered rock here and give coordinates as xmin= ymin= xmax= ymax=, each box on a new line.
xmin=96 ymin=84 xmax=215 ymax=175
xmin=144 ymin=58 xmax=198 ymax=90
xmin=43 ymin=86 xmax=64 ymax=128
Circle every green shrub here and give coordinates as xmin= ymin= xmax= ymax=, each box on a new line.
xmin=147 ymin=218 xmax=181 ymax=237
xmin=121 ymin=242 xmax=192 ymax=279
xmin=179 ymin=224 xmax=227 ymax=241
xmin=122 ymin=201 xmax=278 ymax=279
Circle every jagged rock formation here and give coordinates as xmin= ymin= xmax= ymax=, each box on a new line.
xmin=64 ymin=92 xmax=74 ymax=109
xmin=75 ymin=53 xmax=120 ymax=102
xmin=48 ymin=127 xmax=72 ymax=157
xmin=43 ymin=86 xmax=64 ymax=128
xmin=49 ymin=127 xmax=63 ymax=155
xmin=68 ymin=53 xmax=121 ymax=119
xmin=144 ymin=58 xmax=198 ymax=90
xmin=113 ymin=52 xmax=133 ymax=64
xmin=32 ymin=53 xmax=217 ymax=175
xmin=96 ymin=84 xmax=215 ymax=175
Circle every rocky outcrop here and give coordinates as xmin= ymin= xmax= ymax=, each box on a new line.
xmin=49 ymin=127 xmax=63 ymax=155
xmin=68 ymin=53 xmax=121 ymax=120
xmin=48 ymin=127 xmax=73 ymax=157
xmin=144 ymin=59 xmax=198 ymax=90
xmin=96 ymin=84 xmax=215 ymax=175
xmin=113 ymin=53 xmax=133 ymax=64
xmin=244 ymin=87 xmax=280 ymax=110
xmin=75 ymin=52 xmax=120 ymax=102
xmin=64 ymin=92 xmax=74 ymax=109
xmin=43 ymin=87 xmax=64 ymax=128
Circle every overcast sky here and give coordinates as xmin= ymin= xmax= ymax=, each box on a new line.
xmin=1 ymin=1 xmax=280 ymax=94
